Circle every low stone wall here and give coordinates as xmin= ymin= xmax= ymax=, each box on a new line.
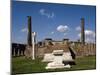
xmin=11 ymin=42 xmax=96 ymax=58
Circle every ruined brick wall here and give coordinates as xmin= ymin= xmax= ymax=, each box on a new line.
xmin=70 ymin=43 xmax=96 ymax=56
xmin=36 ymin=42 xmax=96 ymax=58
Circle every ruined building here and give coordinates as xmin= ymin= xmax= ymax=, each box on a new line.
xmin=24 ymin=17 xmax=96 ymax=58
xmin=35 ymin=18 xmax=96 ymax=58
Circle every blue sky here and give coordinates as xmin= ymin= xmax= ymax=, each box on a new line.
xmin=12 ymin=1 xmax=96 ymax=44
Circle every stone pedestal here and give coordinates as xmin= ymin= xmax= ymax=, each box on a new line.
xmin=43 ymin=50 xmax=73 ymax=69
xmin=46 ymin=56 xmax=65 ymax=69
xmin=42 ymin=53 xmax=54 ymax=62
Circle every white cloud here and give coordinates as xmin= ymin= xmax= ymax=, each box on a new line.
xmin=39 ymin=9 xmax=54 ymax=18
xmin=78 ymin=33 xmax=81 ymax=37
xmin=51 ymin=31 xmax=54 ymax=34
xmin=85 ymin=38 xmax=95 ymax=43
xmin=85 ymin=30 xmax=95 ymax=37
xmin=78 ymin=30 xmax=95 ymax=43
xmin=21 ymin=28 xmax=28 ymax=32
xmin=40 ymin=9 xmax=45 ymax=14
xmin=57 ymin=25 xmax=69 ymax=33
xmin=76 ymin=26 xmax=81 ymax=31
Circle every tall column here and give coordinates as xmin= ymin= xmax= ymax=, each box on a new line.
xmin=27 ymin=16 xmax=32 ymax=46
xmin=32 ymin=32 xmax=36 ymax=60
xmin=25 ymin=16 xmax=32 ymax=58
xmin=81 ymin=18 xmax=85 ymax=45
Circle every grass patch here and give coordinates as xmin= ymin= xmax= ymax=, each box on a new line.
xmin=12 ymin=56 xmax=96 ymax=74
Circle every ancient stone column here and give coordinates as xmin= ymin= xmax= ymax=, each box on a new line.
xmin=32 ymin=32 xmax=36 ymax=60
xmin=81 ymin=18 xmax=85 ymax=45
xmin=25 ymin=16 xmax=32 ymax=58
